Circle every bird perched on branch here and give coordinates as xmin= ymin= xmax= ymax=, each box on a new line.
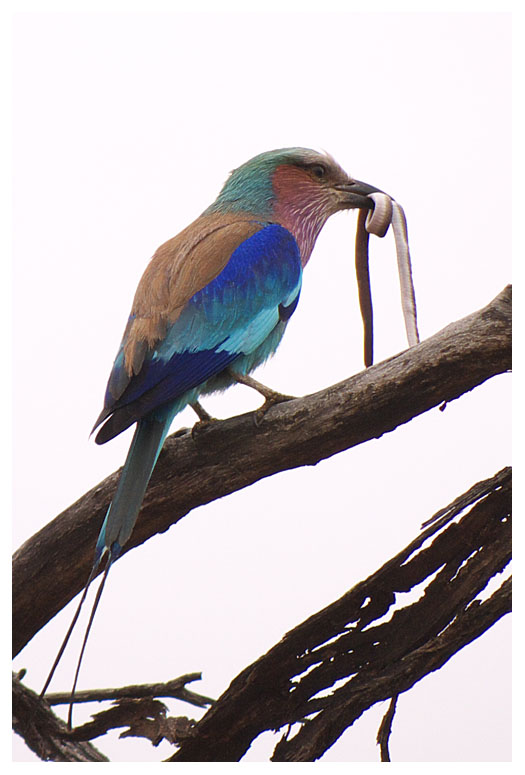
xmin=42 ymin=147 xmax=392 ymax=717
xmin=92 ymin=148 xmax=384 ymax=557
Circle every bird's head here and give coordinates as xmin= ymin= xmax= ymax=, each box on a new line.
xmin=206 ymin=148 xmax=382 ymax=264
xmin=205 ymin=148 xmax=418 ymax=366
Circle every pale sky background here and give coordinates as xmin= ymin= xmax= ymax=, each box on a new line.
xmin=11 ymin=4 xmax=512 ymax=764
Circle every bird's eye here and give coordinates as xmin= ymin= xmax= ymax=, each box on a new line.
xmin=310 ymin=164 xmax=326 ymax=179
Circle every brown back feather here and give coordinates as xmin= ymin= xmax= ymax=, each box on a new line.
xmin=122 ymin=213 xmax=264 ymax=377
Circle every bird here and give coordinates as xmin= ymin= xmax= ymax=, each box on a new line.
xmin=42 ymin=147 xmax=384 ymax=718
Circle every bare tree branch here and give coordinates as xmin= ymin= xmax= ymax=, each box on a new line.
xmin=377 ymin=695 xmax=398 ymax=762
xmin=13 ymin=677 xmax=202 ymax=754
xmin=44 ymin=673 xmax=215 ymax=709
xmin=12 ymin=286 xmax=511 ymax=658
xmin=13 ymin=468 xmax=511 ymax=761
xmin=168 ymin=467 xmax=511 ymax=761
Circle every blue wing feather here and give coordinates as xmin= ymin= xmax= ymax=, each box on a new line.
xmin=95 ymin=223 xmax=301 ymax=442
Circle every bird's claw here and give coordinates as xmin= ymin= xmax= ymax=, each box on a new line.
xmin=191 ymin=416 xmax=219 ymax=440
xmin=228 ymin=367 xmax=295 ymax=423
xmin=253 ymin=390 xmax=295 ymax=427
xmin=190 ymin=401 xmax=220 ymax=439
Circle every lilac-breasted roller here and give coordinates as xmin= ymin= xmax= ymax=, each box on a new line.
xmin=92 ymin=148 xmax=385 ymax=557
xmin=43 ymin=147 xmax=398 ymax=712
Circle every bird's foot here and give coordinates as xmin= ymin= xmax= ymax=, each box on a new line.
xmin=228 ymin=369 xmax=295 ymax=426
xmin=253 ymin=393 xmax=293 ymax=426
xmin=190 ymin=401 xmax=217 ymax=423
xmin=190 ymin=401 xmax=219 ymax=439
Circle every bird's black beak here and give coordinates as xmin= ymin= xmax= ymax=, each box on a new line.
xmin=334 ymin=179 xmax=385 ymax=210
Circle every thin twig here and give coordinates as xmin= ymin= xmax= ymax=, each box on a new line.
xmin=377 ymin=694 xmax=399 ymax=762
xmin=44 ymin=674 xmax=215 ymax=710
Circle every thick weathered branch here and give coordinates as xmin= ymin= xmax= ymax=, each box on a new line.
xmin=13 ymin=469 xmax=511 ymax=761
xmin=13 ymin=286 xmax=511 ymax=656
xmin=168 ymin=468 xmax=511 ymax=761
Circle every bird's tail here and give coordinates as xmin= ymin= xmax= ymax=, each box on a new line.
xmin=95 ymin=414 xmax=173 ymax=563
xmin=41 ymin=413 xmax=174 ymax=725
